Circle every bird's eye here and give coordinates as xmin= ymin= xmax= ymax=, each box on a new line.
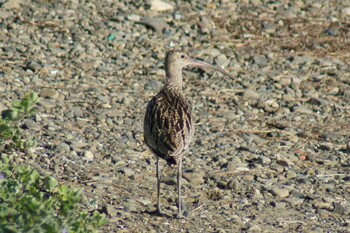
xmin=180 ymin=54 xmax=186 ymax=59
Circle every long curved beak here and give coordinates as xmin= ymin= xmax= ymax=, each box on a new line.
xmin=188 ymin=58 xmax=235 ymax=79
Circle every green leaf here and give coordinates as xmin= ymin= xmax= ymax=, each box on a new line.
xmin=0 ymin=91 xmax=40 ymax=151
xmin=44 ymin=176 xmax=58 ymax=192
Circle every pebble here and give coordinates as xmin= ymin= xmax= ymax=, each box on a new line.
xmin=215 ymin=54 xmax=229 ymax=68
xmin=285 ymin=197 xmax=304 ymax=206
xmin=247 ymin=224 xmax=262 ymax=232
xmin=24 ymin=119 xmax=41 ymax=131
xmin=333 ymin=202 xmax=350 ymax=215
xmin=105 ymin=205 xmax=118 ymax=217
xmin=161 ymin=176 xmax=177 ymax=186
xmin=2 ymin=0 xmax=25 ymax=9
xmin=242 ymin=89 xmax=260 ymax=101
xmin=183 ymin=173 xmax=205 ymax=185
xmin=144 ymin=80 xmax=163 ymax=90
xmin=56 ymin=142 xmax=70 ymax=153
xmin=25 ymin=61 xmax=42 ymax=72
xmin=84 ymin=150 xmax=94 ymax=161
xmin=40 ymin=89 xmax=59 ymax=99
xmin=226 ymin=179 xmax=238 ymax=190
xmin=272 ymin=201 xmax=287 ymax=209
xmin=138 ymin=198 xmax=151 ymax=206
xmin=342 ymin=7 xmax=350 ymax=16
xmin=314 ymin=201 xmax=333 ymax=211
xmin=253 ymin=55 xmax=268 ymax=67
xmin=258 ymin=156 xmax=271 ymax=165
xmin=150 ymin=0 xmax=173 ymax=11
xmin=271 ymin=187 xmax=290 ymax=198
xmin=263 ymin=22 xmax=277 ymax=34
xmin=293 ymin=106 xmax=313 ymax=114
xmin=138 ymin=17 xmax=168 ymax=34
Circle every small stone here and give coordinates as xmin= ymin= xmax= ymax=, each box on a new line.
xmin=271 ymin=187 xmax=290 ymax=198
xmin=314 ymin=202 xmax=334 ymax=211
xmin=105 ymin=204 xmax=118 ymax=217
xmin=38 ymin=99 xmax=56 ymax=109
xmin=70 ymin=106 xmax=84 ymax=117
xmin=203 ymin=48 xmax=221 ymax=57
xmin=247 ymin=223 xmax=262 ymax=232
xmin=307 ymin=98 xmax=329 ymax=106
xmin=290 ymin=190 xmax=305 ymax=199
xmin=242 ymin=89 xmax=260 ymax=101
xmin=343 ymin=90 xmax=350 ymax=99
xmin=264 ymin=99 xmax=279 ymax=112
xmin=285 ymin=197 xmax=304 ymax=206
xmin=286 ymin=170 xmax=297 ymax=179
xmin=2 ymin=0 xmax=26 ymax=9
xmin=217 ymin=181 xmax=227 ymax=189
xmin=278 ymin=77 xmax=292 ymax=86
xmin=227 ymin=179 xmax=238 ymax=190
xmin=253 ymin=55 xmax=267 ymax=67
xmin=183 ymin=173 xmax=205 ymax=185
xmin=144 ymin=80 xmax=163 ymax=90
xmin=293 ymin=106 xmax=313 ymax=114
xmin=84 ymin=150 xmax=94 ymax=161
xmin=56 ymin=142 xmax=70 ymax=153
xmin=23 ymin=119 xmax=40 ymax=131
xmin=283 ymin=94 xmax=293 ymax=102
xmin=259 ymin=156 xmax=271 ymax=165
xmin=98 ymin=103 xmax=112 ymax=109
xmin=263 ymin=22 xmax=277 ymax=34
xmin=288 ymin=55 xmax=314 ymax=64
xmin=127 ymin=14 xmax=140 ymax=21
xmin=138 ymin=17 xmax=168 ymax=34
xmin=139 ymin=198 xmax=151 ymax=206
xmin=333 ymin=202 xmax=350 ymax=215
xmin=40 ymin=88 xmax=59 ymax=99
xmin=161 ymin=176 xmax=177 ymax=185
xmin=272 ymin=201 xmax=287 ymax=209
xmin=215 ymin=54 xmax=229 ymax=68
xmin=150 ymin=0 xmax=173 ymax=11
xmin=25 ymin=61 xmax=41 ymax=72
xmin=119 ymin=167 xmax=135 ymax=178
xmin=342 ymin=7 xmax=350 ymax=16
xmin=324 ymin=28 xmax=339 ymax=37
xmin=243 ymin=175 xmax=254 ymax=182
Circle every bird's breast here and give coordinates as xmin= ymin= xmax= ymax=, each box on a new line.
xmin=144 ymin=89 xmax=194 ymax=163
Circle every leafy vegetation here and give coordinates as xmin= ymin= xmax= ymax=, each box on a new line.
xmin=0 ymin=92 xmax=108 ymax=232
xmin=0 ymin=155 xmax=107 ymax=232
xmin=0 ymin=92 xmax=39 ymax=150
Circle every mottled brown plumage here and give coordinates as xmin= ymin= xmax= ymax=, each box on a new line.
xmin=144 ymin=87 xmax=193 ymax=165
xmin=144 ymin=50 xmax=234 ymax=218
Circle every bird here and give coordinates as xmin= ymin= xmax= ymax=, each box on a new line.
xmin=144 ymin=50 xmax=234 ymax=218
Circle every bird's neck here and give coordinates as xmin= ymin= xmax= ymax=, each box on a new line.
xmin=165 ymin=67 xmax=183 ymax=92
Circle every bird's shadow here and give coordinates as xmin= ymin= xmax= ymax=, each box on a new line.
xmin=142 ymin=209 xmax=177 ymax=219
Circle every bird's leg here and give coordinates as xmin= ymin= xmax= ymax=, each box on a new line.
xmin=156 ymin=156 xmax=164 ymax=215
xmin=177 ymin=155 xmax=184 ymax=219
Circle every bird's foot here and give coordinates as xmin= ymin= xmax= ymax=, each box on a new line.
xmin=156 ymin=208 xmax=165 ymax=216
xmin=176 ymin=211 xmax=187 ymax=219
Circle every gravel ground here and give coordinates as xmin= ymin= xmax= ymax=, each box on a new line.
xmin=1 ymin=0 xmax=350 ymax=232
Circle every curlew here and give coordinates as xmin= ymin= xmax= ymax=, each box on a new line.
xmin=144 ymin=50 xmax=234 ymax=218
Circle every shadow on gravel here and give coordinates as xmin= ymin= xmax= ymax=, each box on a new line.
xmin=142 ymin=209 xmax=174 ymax=219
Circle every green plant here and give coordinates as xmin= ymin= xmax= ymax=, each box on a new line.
xmin=0 ymin=156 xmax=108 ymax=232
xmin=0 ymin=92 xmax=39 ymax=150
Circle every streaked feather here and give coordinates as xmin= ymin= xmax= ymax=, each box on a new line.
xmin=144 ymin=86 xmax=194 ymax=165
